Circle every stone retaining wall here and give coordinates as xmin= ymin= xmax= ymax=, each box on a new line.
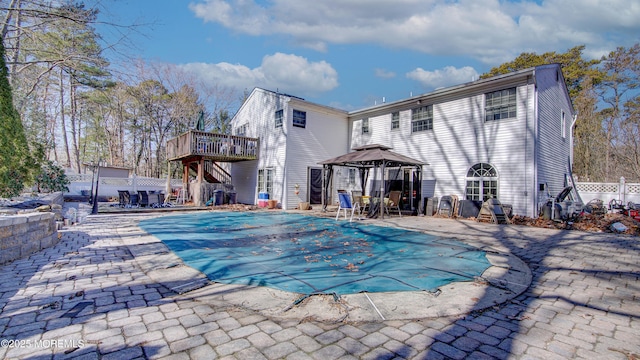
xmin=0 ymin=212 xmax=58 ymax=265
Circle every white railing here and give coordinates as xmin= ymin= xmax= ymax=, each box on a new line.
xmin=66 ymin=174 xmax=183 ymax=198
xmin=576 ymin=177 xmax=640 ymax=206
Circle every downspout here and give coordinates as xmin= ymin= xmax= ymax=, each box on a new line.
xmin=524 ymin=76 xmax=529 ymax=217
xmin=531 ymin=71 xmax=539 ymax=218
xmin=379 ymin=161 xmax=386 ymax=218
xmin=570 ymin=114 xmax=578 ymax=168
xmin=283 ymin=163 xmax=288 ymax=210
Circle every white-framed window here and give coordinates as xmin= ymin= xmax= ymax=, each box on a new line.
xmin=561 ymin=110 xmax=566 ymax=139
xmin=411 ymin=105 xmax=433 ymax=133
xmin=348 ymin=168 xmax=357 ymax=184
xmin=236 ymin=123 xmax=248 ymax=136
xmin=465 ymin=163 xmax=498 ymax=201
xmin=391 ymin=112 xmax=400 ymax=130
xmin=293 ymin=110 xmax=306 ymax=128
xmin=275 ymin=109 xmax=283 ymax=128
xmin=485 ymin=88 xmax=516 ymax=121
xmin=362 ymin=118 xmax=369 ymax=134
xmin=258 ymin=168 xmax=274 ymax=196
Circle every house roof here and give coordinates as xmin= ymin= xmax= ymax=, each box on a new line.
xmin=347 ymin=64 xmax=573 ymax=118
xmin=251 ymin=87 xmax=348 ymax=116
xmin=318 ymin=144 xmax=426 ymax=168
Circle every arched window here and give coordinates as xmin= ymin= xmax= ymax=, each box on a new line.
xmin=466 ymin=163 xmax=498 ymax=201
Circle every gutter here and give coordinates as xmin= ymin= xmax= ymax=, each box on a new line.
xmin=349 ymin=67 xmax=536 ymax=118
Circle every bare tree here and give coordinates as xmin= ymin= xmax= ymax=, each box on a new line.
xmin=598 ymin=44 xmax=640 ymax=181
xmin=572 ymin=75 xmax=607 ymax=181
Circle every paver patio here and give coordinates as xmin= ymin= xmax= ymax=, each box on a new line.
xmin=1 ymin=210 xmax=638 ymax=359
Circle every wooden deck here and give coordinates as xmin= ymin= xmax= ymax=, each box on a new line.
xmin=167 ymin=130 xmax=259 ymax=162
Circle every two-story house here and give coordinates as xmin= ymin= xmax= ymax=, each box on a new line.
xmin=230 ymin=64 xmax=575 ymax=218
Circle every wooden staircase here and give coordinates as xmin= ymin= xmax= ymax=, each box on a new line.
xmin=188 ymin=160 xmax=232 ymax=184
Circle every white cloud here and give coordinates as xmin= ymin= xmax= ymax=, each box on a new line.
xmin=406 ymin=66 xmax=479 ymax=89
xmin=178 ymin=53 xmax=339 ymax=95
xmin=375 ymin=68 xmax=396 ymax=79
xmin=188 ymin=0 xmax=640 ymax=64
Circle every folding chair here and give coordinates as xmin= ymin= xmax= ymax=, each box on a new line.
xmin=336 ymin=193 xmax=361 ymax=222
xmin=351 ymin=190 xmax=366 ymax=215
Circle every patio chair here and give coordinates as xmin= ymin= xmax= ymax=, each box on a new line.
xmin=117 ymin=190 xmax=131 ymax=208
xmin=351 ymin=190 xmax=367 ymax=215
xmin=137 ymin=190 xmax=149 ymax=207
xmin=336 ymin=192 xmax=361 ymax=222
xmin=156 ymin=193 xmax=172 ymax=207
xmin=148 ymin=192 xmax=163 ymax=208
xmin=387 ymin=191 xmax=402 ymax=217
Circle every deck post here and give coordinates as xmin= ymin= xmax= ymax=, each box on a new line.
xmin=165 ymin=162 xmax=171 ymax=203
xmin=196 ymin=157 xmax=204 ymax=206
xmin=182 ymin=160 xmax=189 ymax=202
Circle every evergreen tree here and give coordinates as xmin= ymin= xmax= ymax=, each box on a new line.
xmin=481 ymin=45 xmax=609 ymax=181
xmin=0 ymin=39 xmax=36 ymax=197
xmin=481 ymin=45 xmax=602 ymax=99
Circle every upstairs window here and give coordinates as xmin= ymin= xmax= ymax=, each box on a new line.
xmin=236 ymin=123 xmax=248 ymax=136
xmin=391 ymin=112 xmax=400 ymax=130
xmin=292 ymin=110 xmax=306 ymax=128
xmin=275 ymin=109 xmax=283 ymax=128
xmin=485 ymin=88 xmax=516 ymax=121
xmin=362 ymin=118 xmax=369 ymax=134
xmin=411 ymin=105 xmax=433 ymax=133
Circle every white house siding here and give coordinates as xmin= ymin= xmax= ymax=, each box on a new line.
xmin=349 ymin=75 xmax=537 ymax=216
xmin=534 ymin=65 xmax=575 ymax=208
xmin=230 ymin=89 xmax=288 ymax=205
xmin=284 ymin=99 xmax=349 ymax=210
xmin=229 ymin=65 xmax=570 ymax=217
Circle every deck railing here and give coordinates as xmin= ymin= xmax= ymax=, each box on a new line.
xmin=205 ymin=160 xmax=232 ymax=184
xmin=167 ymin=130 xmax=259 ymax=161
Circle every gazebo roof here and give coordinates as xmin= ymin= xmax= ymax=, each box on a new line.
xmin=319 ymin=144 xmax=426 ymax=168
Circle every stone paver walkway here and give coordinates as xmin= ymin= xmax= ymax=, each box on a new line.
xmin=1 ymin=211 xmax=639 ymax=359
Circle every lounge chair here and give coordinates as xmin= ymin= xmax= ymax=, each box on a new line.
xmin=117 ymin=190 xmax=132 ymax=208
xmin=137 ymin=190 xmax=149 ymax=207
xmin=336 ymin=192 xmax=361 ymax=222
xmin=148 ymin=192 xmax=164 ymax=208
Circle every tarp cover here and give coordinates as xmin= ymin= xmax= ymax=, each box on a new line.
xmin=139 ymin=212 xmax=490 ymax=295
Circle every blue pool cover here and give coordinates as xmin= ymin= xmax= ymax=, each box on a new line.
xmin=139 ymin=212 xmax=491 ymax=295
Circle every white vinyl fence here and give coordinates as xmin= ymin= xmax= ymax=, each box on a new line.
xmin=66 ymin=174 xmax=183 ymax=198
xmin=576 ymin=177 xmax=640 ymax=206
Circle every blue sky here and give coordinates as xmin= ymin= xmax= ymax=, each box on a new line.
xmin=98 ymin=0 xmax=640 ymax=110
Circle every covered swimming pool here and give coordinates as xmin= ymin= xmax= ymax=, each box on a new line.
xmin=138 ymin=212 xmax=491 ymax=295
